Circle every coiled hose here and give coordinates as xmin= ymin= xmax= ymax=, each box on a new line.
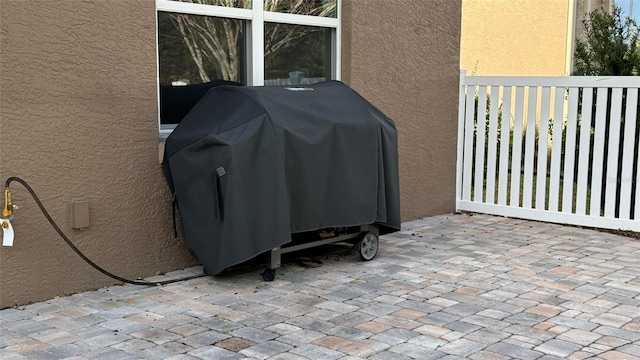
xmin=3 ymin=177 xmax=206 ymax=286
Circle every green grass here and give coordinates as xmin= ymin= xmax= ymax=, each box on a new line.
xmin=472 ymin=172 xmax=593 ymax=214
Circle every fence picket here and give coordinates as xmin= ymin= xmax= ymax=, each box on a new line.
xmin=562 ymin=87 xmax=579 ymax=213
xmin=575 ymin=88 xmax=593 ymax=215
xmin=522 ymin=87 xmax=538 ymax=208
xmin=605 ymin=88 xmax=623 ymax=217
xmin=486 ymin=88 xmax=500 ymax=204
xmin=535 ymin=87 xmax=551 ymax=210
xmin=620 ymin=89 xmax=638 ymax=219
xmin=548 ymin=88 xmax=565 ymax=212
xmin=498 ymin=87 xmax=512 ymax=205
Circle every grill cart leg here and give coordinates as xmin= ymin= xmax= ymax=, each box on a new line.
xmin=269 ymin=248 xmax=282 ymax=269
xmin=263 ymin=247 xmax=283 ymax=281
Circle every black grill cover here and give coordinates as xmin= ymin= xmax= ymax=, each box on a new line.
xmin=163 ymin=81 xmax=400 ymax=275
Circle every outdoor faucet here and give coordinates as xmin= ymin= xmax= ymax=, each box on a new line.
xmin=2 ymin=186 xmax=15 ymax=246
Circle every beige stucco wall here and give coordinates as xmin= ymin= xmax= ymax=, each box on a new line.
xmin=0 ymin=0 xmax=196 ymax=308
xmin=0 ymin=0 xmax=462 ymax=307
xmin=342 ymin=0 xmax=462 ymax=221
xmin=461 ymin=0 xmax=572 ymax=76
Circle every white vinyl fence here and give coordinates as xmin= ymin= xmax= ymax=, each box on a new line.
xmin=456 ymin=70 xmax=640 ymax=231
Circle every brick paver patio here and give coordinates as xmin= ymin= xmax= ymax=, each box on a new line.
xmin=2 ymin=213 xmax=640 ymax=359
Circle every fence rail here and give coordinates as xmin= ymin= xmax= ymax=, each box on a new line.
xmin=456 ymin=70 xmax=640 ymax=231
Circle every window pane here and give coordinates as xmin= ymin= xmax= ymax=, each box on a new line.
xmin=265 ymin=0 xmax=337 ymax=17
xmin=166 ymin=0 xmax=251 ymax=9
xmin=158 ymin=12 xmax=246 ymax=124
xmin=264 ymin=23 xmax=331 ymax=85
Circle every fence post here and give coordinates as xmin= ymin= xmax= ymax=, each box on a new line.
xmin=456 ymin=69 xmax=467 ymax=211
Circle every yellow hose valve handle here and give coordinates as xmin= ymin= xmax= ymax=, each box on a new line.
xmin=3 ymin=187 xmax=13 ymax=218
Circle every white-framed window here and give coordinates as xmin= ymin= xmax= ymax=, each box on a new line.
xmin=156 ymin=0 xmax=341 ymax=134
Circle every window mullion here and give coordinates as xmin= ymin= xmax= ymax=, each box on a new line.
xmin=334 ymin=0 xmax=341 ymax=80
xmin=251 ymin=0 xmax=264 ymax=86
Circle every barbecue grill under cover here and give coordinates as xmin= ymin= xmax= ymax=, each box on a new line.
xmin=163 ymin=81 xmax=400 ymax=275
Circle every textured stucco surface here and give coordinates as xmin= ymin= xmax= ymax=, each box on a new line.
xmin=460 ymin=0 xmax=614 ymax=76
xmin=342 ymin=0 xmax=462 ymax=221
xmin=461 ymin=0 xmax=571 ymax=76
xmin=0 ymin=0 xmax=196 ymax=308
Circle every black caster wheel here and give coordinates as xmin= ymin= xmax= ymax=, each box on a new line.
xmin=357 ymin=232 xmax=379 ymax=261
xmin=262 ymin=269 xmax=275 ymax=282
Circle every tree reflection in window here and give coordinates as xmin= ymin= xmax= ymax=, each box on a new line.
xmin=265 ymin=23 xmax=331 ymax=82
xmin=158 ymin=12 xmax=246 ymax=85
xmin=167 ymin=0 xmax=251 ymax=9
xmin=266 ymin=0 xmax=336 ymax=17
